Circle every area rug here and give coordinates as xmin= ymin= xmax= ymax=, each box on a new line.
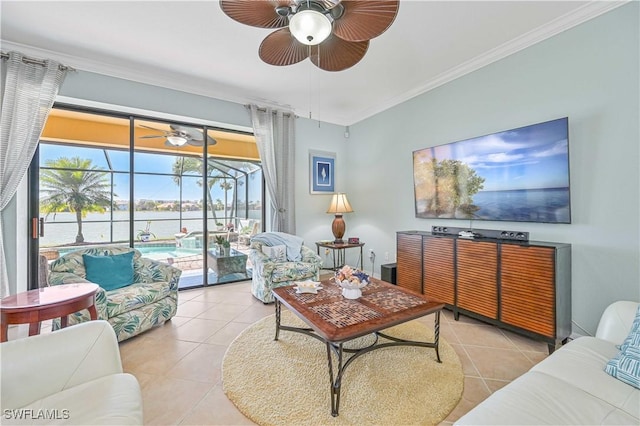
xmin=222 ymin=311 xmax=463 ymax=425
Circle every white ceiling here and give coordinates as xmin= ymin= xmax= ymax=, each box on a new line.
xmin=0 ymin=1 xmax=626 ymax=126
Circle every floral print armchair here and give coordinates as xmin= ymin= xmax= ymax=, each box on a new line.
xmin=249 ymin=240 xmax=322 ymax=303
xmin=48 ymin=246 xmax=181 ymax=341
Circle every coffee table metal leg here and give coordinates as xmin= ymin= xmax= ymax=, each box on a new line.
xmin=274 ymin=300 xmax=281 ymax=341
xmin=434 ymin=310 xmax=441 ymax=363
xmin=326 ymin=341 xmax=344 ymax=417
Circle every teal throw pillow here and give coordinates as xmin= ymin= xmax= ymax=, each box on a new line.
xmin=605 ymin=305 xmax=640 ymax=389
xmin=83 ymin=251 xmax=135 ymax=291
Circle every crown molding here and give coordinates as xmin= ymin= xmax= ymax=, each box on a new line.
xmin=345 ymin=0 xmax=629 ymax=125
xmin=0 ymin=40 xmax=254 ymax=109
xmin=2 ymin=1 xmax=628 ymax=127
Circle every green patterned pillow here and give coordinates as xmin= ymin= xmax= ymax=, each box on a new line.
xmin=83 ymin=251 xmax=135 ymax=291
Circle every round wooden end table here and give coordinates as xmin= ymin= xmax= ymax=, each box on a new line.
xmin=0 ymin=283 xmax=99 ymax=342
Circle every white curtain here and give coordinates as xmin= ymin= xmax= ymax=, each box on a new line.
xmin=0 ymin=51 xmax=68 ymax=297
xmin=249 ymin=105 xmax=296 ymax=233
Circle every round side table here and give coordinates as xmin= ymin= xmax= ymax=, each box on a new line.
xmin=0 ymin=283 xmax=99 ymax=342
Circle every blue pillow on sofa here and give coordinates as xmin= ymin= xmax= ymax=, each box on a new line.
xmin=605 ymin=305 xmax=640 ymax=389
xmin=83 ymin=251 xmax=135 ymax=291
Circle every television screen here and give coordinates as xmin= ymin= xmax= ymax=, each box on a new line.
xmin=413 ymin=117 xmax=570 ymax=224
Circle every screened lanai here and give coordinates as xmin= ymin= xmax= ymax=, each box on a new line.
xmin=35 ymin=107 xmax=263 ymax=288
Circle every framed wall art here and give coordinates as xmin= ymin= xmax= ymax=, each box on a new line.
xmin=309 ymin=150 xmax=335 ymax=194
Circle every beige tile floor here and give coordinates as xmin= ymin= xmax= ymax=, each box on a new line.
xmin=19 ymin=281 xmax=549 ymax=425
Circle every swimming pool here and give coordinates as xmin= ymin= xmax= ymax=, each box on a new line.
xmin=134 ymin=245 xmax=201 ymax=261
xmin=57 ymin=244 xmax=201 ymax=261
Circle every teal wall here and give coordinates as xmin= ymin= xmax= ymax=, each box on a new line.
xmin=4 ymin=3 xmax=638 ymax=335
xmin=346 ymin=2 xmax=639 ymax=335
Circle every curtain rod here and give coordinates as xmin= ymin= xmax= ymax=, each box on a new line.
xmin=1 ymin=51 xmax=75 ymax=72
xmin=245 ymin=104 xmax=297 ymax=118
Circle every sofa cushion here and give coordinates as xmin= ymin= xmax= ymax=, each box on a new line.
xmin=105 ymin=280 xmax=172 ymax=317
xmin=20 ymin=373 xmax=143 ymax=425
xmin=532 ymin=336 xmax=640 ymax=417
xmin=83 ymin=252 xmax=135 ymax=291
xmin=456 ymin=370 xmax=639 ymax=425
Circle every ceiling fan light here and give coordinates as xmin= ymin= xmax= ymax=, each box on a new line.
xmin=167 ymin=136 xmax=188 ymax=146
xmin=289 ymin=9 xmax=332 ymax=46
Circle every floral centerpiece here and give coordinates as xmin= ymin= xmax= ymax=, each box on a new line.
xmin=335 ymin=265 xmax=369 ymax=299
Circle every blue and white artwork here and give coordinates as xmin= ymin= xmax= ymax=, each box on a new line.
xmin=310 ymin=151 xmax=335 ymax=194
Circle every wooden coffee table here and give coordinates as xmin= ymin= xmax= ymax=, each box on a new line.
xmin=272 ymin=278 xmax=444 ymax=416
xmin=0 ymin=283 xmax=99 ymax=342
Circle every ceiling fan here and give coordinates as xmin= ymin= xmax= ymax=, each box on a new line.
xmin=138 ymin=124 xmax=217 ymax=147
xmin=220 ymin=0 xmax=399 ymax=72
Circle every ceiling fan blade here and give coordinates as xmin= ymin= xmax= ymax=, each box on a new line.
xmin=333 ymin=0 xmax=399 ymax=42
xmin=187 ymin=139 xmax=205 ymax=147
xmin=139 ymin=124 xmax=168 ymax=133
xmin=259 ymin=28 xmax=309 ymax=66
xmin=310 ymin=36 xmax=368 ymax=71
xmin=138 ymin=135 xmax=166 ymax=139
xmin=220 ymin=0 xmax=290 ymax=29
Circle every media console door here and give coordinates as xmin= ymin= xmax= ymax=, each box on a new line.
xmin=457 ymin=239 xmax=499 ymax=320
xmin=422 ymin=236 xmax=455 ymax=305
xmin=396 ymin=233 xmax=423 ymax=294
xmin=500 ymin=244 xmax=563 ymax=340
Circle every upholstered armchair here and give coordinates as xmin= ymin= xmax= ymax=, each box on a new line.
xmin=1 ymin=320 xmax=143 ymax=425
xmin=249 ymin=237 xmax=322 ymax=303
xmin=48 ymin=246 xmax=181 ymax=341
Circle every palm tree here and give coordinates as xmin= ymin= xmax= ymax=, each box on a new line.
xmin=220 ymin=180 xmax=233 ymax=223
xmin=172 ymin=157 xmax=255 ymax=224
xmin=171 ymin=157 xmax=221 ymax=222
xmin=40 ymin=157 xmax=113 ymax=243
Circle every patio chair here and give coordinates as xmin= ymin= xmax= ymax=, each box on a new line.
xmin=238 ymin=220 xmax=260 ymax=247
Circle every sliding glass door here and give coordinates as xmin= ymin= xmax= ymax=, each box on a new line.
xmin=31 ymin=106 xmax=262 ymax=290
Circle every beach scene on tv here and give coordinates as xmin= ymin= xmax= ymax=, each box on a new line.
xmin=413 ymin=118 xmax=570 ymax=224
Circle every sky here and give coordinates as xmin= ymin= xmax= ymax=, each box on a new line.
xmin=39 ymin=144 xmax=262 ymax=203
xmin=418 ymin=117 xmax=570 ymax=192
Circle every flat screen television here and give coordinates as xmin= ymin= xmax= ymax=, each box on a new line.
xmin=413 ymin=117 xmax=570 ymax=224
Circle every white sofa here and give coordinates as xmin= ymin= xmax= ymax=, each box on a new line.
xmin=456 ymin=301 xmax=640 ymax=425
xmin=1 ymin=321 xmax=143 ymax=425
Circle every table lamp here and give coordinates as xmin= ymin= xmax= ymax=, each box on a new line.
xmin=326 ymin=193 xmax=353 ymax=244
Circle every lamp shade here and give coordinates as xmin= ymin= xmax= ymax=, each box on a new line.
xmin=327 ymin=193 xmax=353 ymax=214
xmin=289 ymin=9 xmax=332 ymax=46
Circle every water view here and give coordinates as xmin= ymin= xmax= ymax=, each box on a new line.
xmin=41 ymin=209 xmax=262 ymax=248
xmin=471 ymin=188 xmax=570 ymax=223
